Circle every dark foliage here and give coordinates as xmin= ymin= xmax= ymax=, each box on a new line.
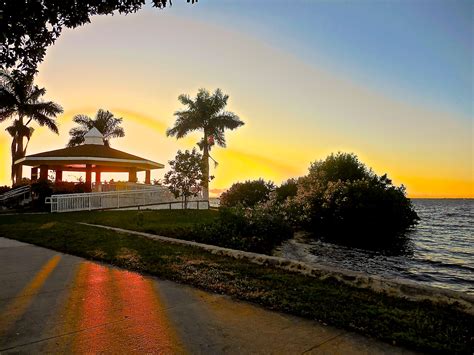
xmin=1 ymin=0 xmax=197 ymax=75
xmin=1 ymin=70 xmax=63 ymax=184
xmin=192 ymin=207 xmax=293 ymax=254
xmin=0 ymin=186 xmax=10 ymax=194
xmin=274 ymin=178 xmax=298 ymax=203
xmin=30 ymin=180 xmax=53 ymax=211
xmin=220 ymin=179 xmax=275 ymax=208
xmin=53 ymin=181 xmax=92 ymax=194
xmin=299 ymin=152 xmax=419 ymax=248
xmin=67 ymin=109 xmax=125 ymax=147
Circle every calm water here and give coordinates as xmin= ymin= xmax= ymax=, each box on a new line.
xmin=277 ymin=199 xmax=474 ymax=294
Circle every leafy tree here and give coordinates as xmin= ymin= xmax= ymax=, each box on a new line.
xmin=220 ymin=179 xmax=275 ymax=208
xmin=67 ymin=109 xmax=125 ymax=147
xmin=0 ymin=70 xmax=63 ymax=184
xmin=1 ymin=0 xmax=198 ymax=76
xmin=308 ymin=152 xmax=369 ymax=185
xmin=163 ymin=148 xmax=208 ymax=209
xmin=295 ymin=152 xmax=419 ymax=249
xmin=274 ymin=178 xmax=298 ymax=203
xmin=167 ymin=88 xmax=244 ymax=200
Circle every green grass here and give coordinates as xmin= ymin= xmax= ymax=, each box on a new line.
xmin=0 ymin=211 xmax=472 ymax=354
xmin=85 ymin=209 xmax=219 ymax=237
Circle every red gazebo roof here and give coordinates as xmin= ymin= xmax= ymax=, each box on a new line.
xmin=16 ymin=144 xmax=164 ymax=172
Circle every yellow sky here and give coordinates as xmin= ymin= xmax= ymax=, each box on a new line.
xmin=0 ymin=12 xmax=472 ymax=198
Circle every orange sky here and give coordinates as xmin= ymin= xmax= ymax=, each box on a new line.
xmin=0 ymin=7 xmax=472 ymax=198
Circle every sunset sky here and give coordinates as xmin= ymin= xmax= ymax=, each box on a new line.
xmin=1 ymin=0 xmax=472 ymax=197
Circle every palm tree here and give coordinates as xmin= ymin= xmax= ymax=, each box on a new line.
xmin=6 ymin=120 xmax=34 ymax=183
xmin=67 ymin=109 xmax=125 ymax=147
xmin=0 ymin=70 xmax=63 ymax=185
xmin=167 ymin=88 xmax=244 ymax=200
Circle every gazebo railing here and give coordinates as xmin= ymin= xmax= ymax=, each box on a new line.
xmin=45 ymin=187 xmax=206 ymax=213
xmin=91 ymin=182 xmax=163 ymax=192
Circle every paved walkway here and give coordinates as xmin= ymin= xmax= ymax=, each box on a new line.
xmin=0 ymin=237 xmax=416 ymax=354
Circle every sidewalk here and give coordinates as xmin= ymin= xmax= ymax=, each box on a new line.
xmin=0 ymin=237 xmax=416 ymax=354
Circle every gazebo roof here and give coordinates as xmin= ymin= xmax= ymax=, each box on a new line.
xmin=16 ymin=144 xmax=164 ymax=171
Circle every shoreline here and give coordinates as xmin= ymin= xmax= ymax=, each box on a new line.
xmin=84 ymin=223 xmax=474 ymax=315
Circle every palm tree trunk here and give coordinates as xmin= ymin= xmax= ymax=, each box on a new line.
xmin=13 ymin=116 xmax=25 ymax=185
xmin=202 ymin=134 xmax=210 ymax=200
xmin=10 ymin=137 xmax=17 ymax=185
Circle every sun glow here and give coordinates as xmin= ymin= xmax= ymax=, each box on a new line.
xmin=0 ymin=7 xmax=471 ymax=198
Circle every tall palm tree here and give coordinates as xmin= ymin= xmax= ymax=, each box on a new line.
xmin=0 ymin=70 xmax=63 ymax=185
xmin=167 ymin=88 xmax=244 ymax=200
xmin=6 ymin=120 xmax=34 ymax=183
xmin=67 ymin=109 xmax=125 ymax=147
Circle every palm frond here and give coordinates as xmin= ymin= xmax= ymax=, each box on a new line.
xmin=212 ymin=112 xmax=244 ymax=130
xmin=28 ymin=86 xmax=47 ymax=102
xmin=0 ymin=108 xmax=16 ymax=122
xmin=72 ymin=114 xmax=93 ymax=127
xmin=67 ymin=128 xmax=87 ymax=147
xmin=31 ymin=112 xmax=59 ymax=134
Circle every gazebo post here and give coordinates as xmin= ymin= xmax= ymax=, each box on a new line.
xmin=39 ymin=165 xmax=48 ymax=180
xmin=145 ymin=170 xmax=151 ymax=185
xmin=129 ymin=168 xmax=137 ymax=183
xmin=55 ymin=170 xmax=63 ymax=183
xmin=95 ymin=170 xmax=101 ymax=192
xmin=31 ymin=167 xmax=38 ymax=182
xmin=85 ymin=164 xmax=92 ymax=189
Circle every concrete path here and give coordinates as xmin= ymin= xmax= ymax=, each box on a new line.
xmin=0 ymin=237 xmax=416 ymax=354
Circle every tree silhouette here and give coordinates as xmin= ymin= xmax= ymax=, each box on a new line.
xmin=167 ymin=88 xmax=244 ymax=200
xmin=164 ymin=148 xmax=206 ymax=209
xmin=1 ymin=0 xmax=198 ymax=76
xmin=0 ymin=70 xmax=63 ymax=184
xmin=67 ymin=109 xmax=125 ymax=147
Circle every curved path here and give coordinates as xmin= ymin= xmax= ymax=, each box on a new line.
xmin=0 ymin=237 xmax=416 ymax=354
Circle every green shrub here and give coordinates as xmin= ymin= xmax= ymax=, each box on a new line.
xmin=220 ymin=179 xmax=275 ymax=208
xmin=192 ymin=206 xmax=292 ymax=254
xmin=274 ymin=178 xmax=298 ymax=203
xmin=295 ymin=152 xmax=419 ymax=248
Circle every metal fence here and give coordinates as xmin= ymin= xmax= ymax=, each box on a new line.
xmin=46 ymin=187 xmax=207 ymax=213
xmin=0 ymin=185 xmax=32 ymax=206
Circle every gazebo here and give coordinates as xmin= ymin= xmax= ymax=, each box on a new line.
xmin=15 ymin=128 xmax=164 ymax=188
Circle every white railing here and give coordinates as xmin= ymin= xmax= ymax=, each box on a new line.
xmin=91 ymin=182 xmax=163 ymax=192
xmin=45 ymin=187 xmax=207 ymax=213
xmin=0 ymin=185 xmax=32 ymax=205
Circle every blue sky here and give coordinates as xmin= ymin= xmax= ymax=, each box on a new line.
xmin=170 ymin=0 xmax=473 ymax=118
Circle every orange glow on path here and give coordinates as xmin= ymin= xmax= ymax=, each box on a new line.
xmin=113 ymin=269 xmax=183 ymax=353
xmin=51 ymin=261 xmax=183 ymax=353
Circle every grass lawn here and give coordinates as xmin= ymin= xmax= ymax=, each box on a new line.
xmin=0 ymin=210 xmax=472 ymax=354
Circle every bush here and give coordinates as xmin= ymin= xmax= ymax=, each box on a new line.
xmin=220 ymin=179 xmax=275 ymax=208
xmin=192 ymin=206 xmax=293 ymax=254
xmin=295 ymin=152 xmax=419 ymax=248
xmin=0 ymin=186 xmax=11 ymax=194
xmin=274 ymin=178 xmax=298 ymax=203
xmin=53 ymin=181 xmax=91 ymax=194
xmin=31 ymin=180 xmax=53 ymax=211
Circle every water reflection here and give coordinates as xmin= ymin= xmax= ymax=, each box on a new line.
xmin=278 ymin=199 xmax=474 ymax=294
